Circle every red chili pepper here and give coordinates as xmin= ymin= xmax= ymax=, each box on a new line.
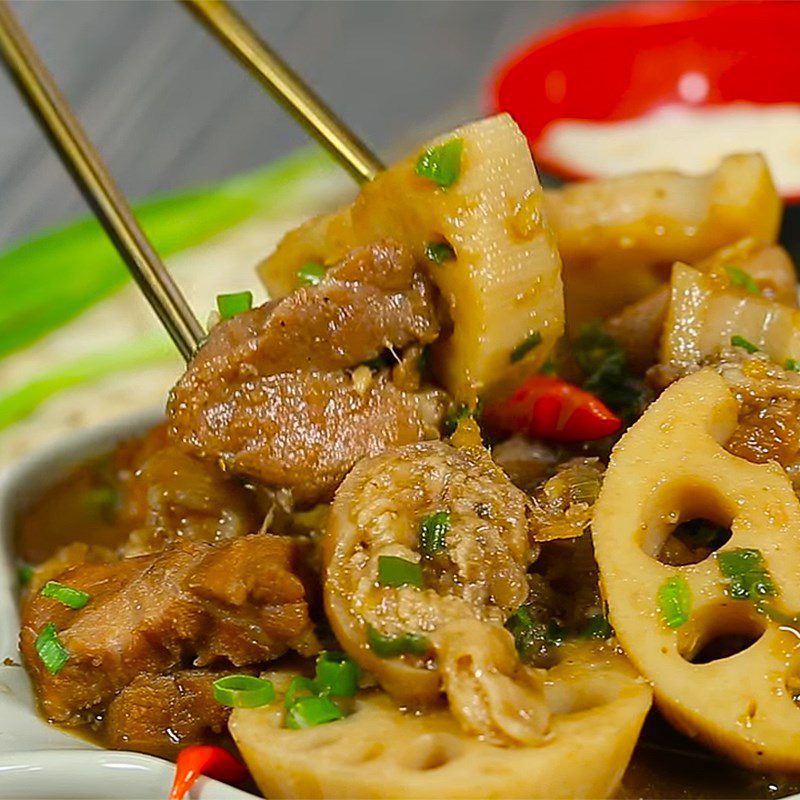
xmin=483 ymin=375 xmax=621 ymax=442
xmin=169 ymin=744 xmax=249 ymax=800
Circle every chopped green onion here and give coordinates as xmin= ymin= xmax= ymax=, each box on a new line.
xmin=366 ymin=624 xmax=430 ymax=658
xmin=510 ymin=331 xmax=542 ymax=363
xmin=40 ymin=581 xmax=90 ymax=610
xmin=657 ymin=576 xmax=692 ymax=628
xmin=213 ymin=674 xmax=276 ymax=708
xmin=216 ymin=291 xmax=253 ymax=321
xmin=17 ymin=564 xmax=34 ymax=587
xmin=444 ymin=402 xmax=481 ymax=436
xmin=716 ymin=548 xmax=777 ymax=600
xmin=297 ymin=261 xmax=327 ymax=287
xmin=285 ymin=695 xmax=344 ymax=729
xmin=506 ymin=608 xmax=564 ymax=658
xmin=314 ymin=651 xmax=360 ymax=698
xmin=419 ymin=511 xmax=450 ymax=555
xmin=377 ymin=555 xmax=423 ymax=589
xmin=786 ymin=359 xmax=800 ymax=372
xmin=415 ymin=138 xmax=463 ymax=188
xmin=725 ymin=265 xmax=760 ymax=295
xmin=731 ymin=335 xmax=759 ymax=354
xmin=578 ymin=614 xmax=613 ymax=640
xmin=35 ymin=623 xmax=69 ymax=675
xmin=425 ymin=241 xmax=455 ymax=264
xmin=284 ymin=676 xmax=317 ymax=710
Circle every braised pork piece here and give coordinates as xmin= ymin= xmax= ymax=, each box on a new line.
xmin=168 ymin=239 xmax=448 ymax=505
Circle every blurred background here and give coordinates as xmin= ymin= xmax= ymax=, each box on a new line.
xmin=0 ymin=0 xmax=597 ymax=246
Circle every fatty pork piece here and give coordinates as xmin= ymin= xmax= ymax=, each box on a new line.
xmin=168 ymin=240 xmax=448 ymax=505
xmin=20 ymin=534 xmax=314 ymax=724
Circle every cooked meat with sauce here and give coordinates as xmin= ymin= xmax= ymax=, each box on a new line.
xmin=104 ymin=670 xmax=233 ymax=758
xmin=168 ymin=240 xmax=448 ymax=504
xmin=20 ymin=534 xmax=314 ymax=725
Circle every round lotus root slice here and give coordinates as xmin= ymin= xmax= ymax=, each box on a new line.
xmin=230 ymin=656 xmax=651 ymax=800
xmin=593 ymin=368 xmax=800 ymax=771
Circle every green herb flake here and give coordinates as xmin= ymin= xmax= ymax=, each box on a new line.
xmin=731 ymin=335 xmax=759 ymax=354
xmin=296 ymin=261 xmax=327 ymax=287
xmin=717 ymin=548 xmax=777 ymax=600
xmin=35 ymin=623 xmax=69 ymax=675
xmin=657 ymin=576 xmax=692 ymax=628
xmin=510 ymin=331 xmax=543 ymax=363
xmin=40 ymin=581 xmax=90 ymax=610
xmin=786 ymin=359 xmax=800 ymax=373
xmin=415 ymin=138 xmax=463 ymax=188
xmin=377 ymin=555 xmax=423 ymax=589
xmin=444 ymin=402 xmax=481 ymax=436
xmin=725 ymin=265 xmax=760 ymax=295
xmin=284 ymin=695 xmax=344 ymax=729
xmin=17 ymin=564 xmax=34 ymax=588
xmin=216 ymin=291 xmax=253 ymax=321
xmin=366 ymin=624 xmax=431 ymax=658
xmin=574 ymin=324 xmax=647 ymax=422
xmin=578 ymin=614 xmax=614 ymax=640
xmin=420 ymin=511 xmax=450 ymax=555
xmin=314 ymin=651 xmax=360 ymax=698
xmin=284 ymin=676 xmax=317 ymax=709
xmin=424 ymin=241 xmax=455 ymax=264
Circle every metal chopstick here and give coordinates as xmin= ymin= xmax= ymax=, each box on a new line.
xmin=0 ymin=1 xmax=205 ymax=362
xmin=181 ymin=0 xmax=385 ymax=184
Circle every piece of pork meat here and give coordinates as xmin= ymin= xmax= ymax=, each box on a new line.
xmin=20 ymin=534 xmax=314 ymax=724
xmin=104 ymin=670 xmax=233 ymax=758
xmin=168 ymin=240 xmax=448 ymax=504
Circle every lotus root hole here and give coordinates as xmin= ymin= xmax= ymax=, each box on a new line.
xmin=401 ymin=733 xmax=465 ymax=771
xmin=677 ymin=602 xmax=765 ymax=664
xmin=640 ymin=482 xmax=734 ymax=565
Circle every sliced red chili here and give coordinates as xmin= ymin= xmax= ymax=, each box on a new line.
xmin=169 ymin=744 xmax=249 ymax=800
xmin=483 ymin=375 xmax=621 ymax=442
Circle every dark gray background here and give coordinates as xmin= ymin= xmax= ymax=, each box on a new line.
xmin=0 ymin=0 xmax=599 ymax=248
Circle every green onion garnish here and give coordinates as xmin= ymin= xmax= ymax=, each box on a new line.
xmin=212 ymin=674 xmax=276 ymax=708
xmin=786 ymin=359 xmax=800 ymax=372
xmin=284 ymin=676 xmax=317 ymax=710
xmin=510 ymin=331 xmax=543 ymax=363
xmin=17 ymin=563 xmax=34 ymax=588
xmin=35 ymin=623 xmax=69 ymax=675
xmin=366 ymin=624 xmax=430 ymax=658
xmin=578 ymin=614 xmax=613 ymax=640
xmin=216 ymin=291 xmax=253 ymax=321
xmin=424 ymin=241 xmax=455 ymax=264
xmin=297 ymin=261 xmax=327 ymax=287
xmin=725 ymin=265 xmax=760 ymax=295
xmin=539 ymin=358 xmax=557 ymax=376
xmin=377 ymin=555 xmax=423 ymax=589
xmin=415 ymin=138 xmax=463 ymax=188
xmin=285 ymin=695 xmax=344 ymax=729
xmin=40 ymin=581 xmax=90 ymax=610
xmin=444 ymin=402 xmax=481 ymax=435
xmin=716 ymin=548 xmax=777 ymax=600
xmin=731 ymin=335 xmax=759 ymax=354
xmin=419 ymin=511 xmax=450 ymax=555
xmin=314 ymin=651 xmax=360 ymax=698
xmin=657 ymin=576 xmax=692 ymax=628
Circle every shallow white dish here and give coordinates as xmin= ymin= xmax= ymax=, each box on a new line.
xmin=0 ymin=412 xmax=257 ymax=800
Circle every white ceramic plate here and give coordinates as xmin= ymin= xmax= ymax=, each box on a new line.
xmin=0 ymin=411 xmax=257 ymax=800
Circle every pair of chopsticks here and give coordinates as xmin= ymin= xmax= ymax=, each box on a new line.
xmin=0 ymin=0 xmax=384 ymax=361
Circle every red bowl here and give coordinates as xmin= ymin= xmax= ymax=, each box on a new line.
xmin=490 ymin=0 xmax=800 ymax=201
